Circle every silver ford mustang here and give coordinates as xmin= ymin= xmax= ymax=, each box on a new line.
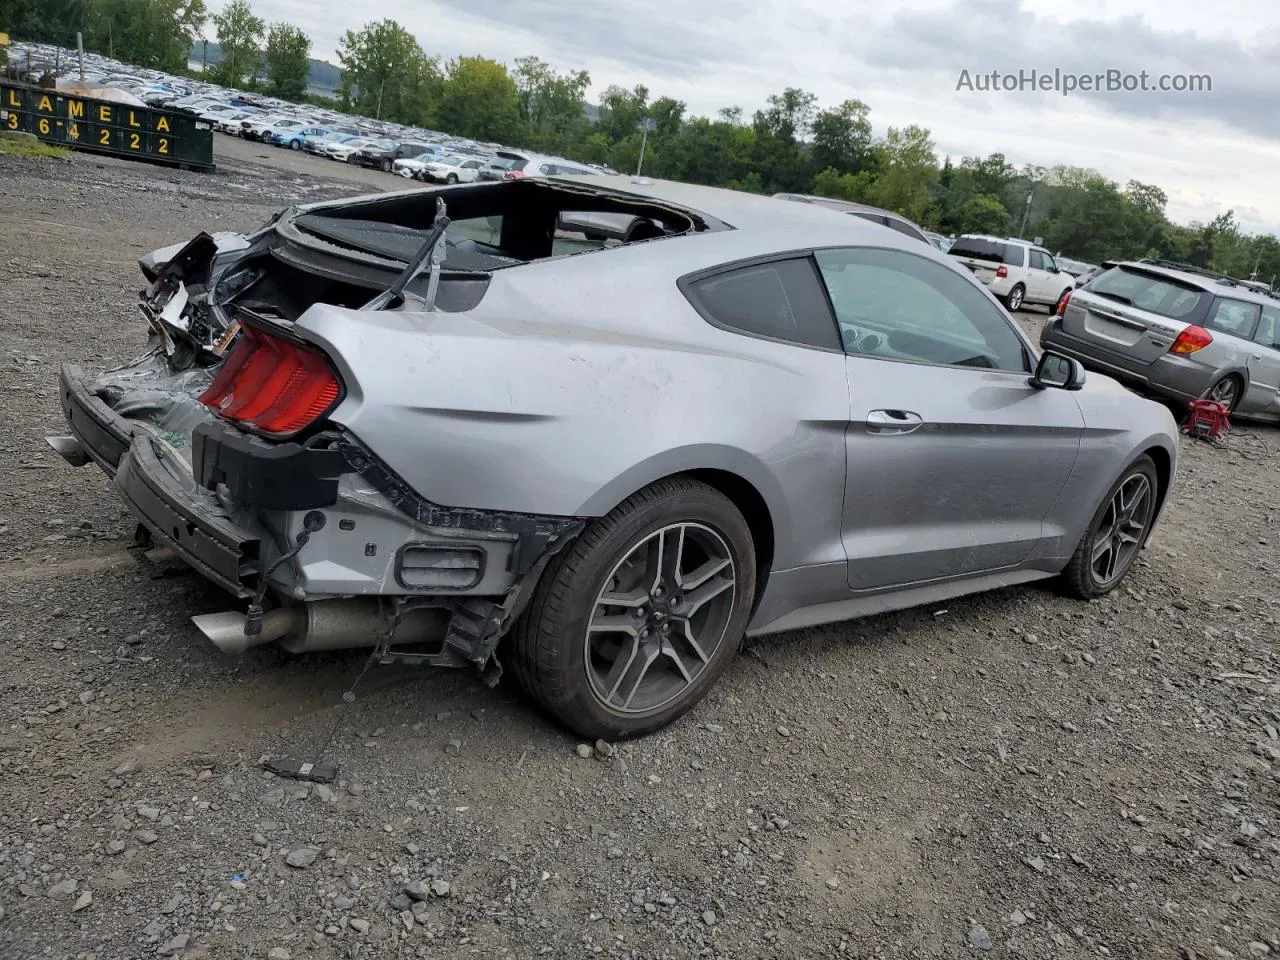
xmin=50 ymin=175 xmax=1180 ymax=739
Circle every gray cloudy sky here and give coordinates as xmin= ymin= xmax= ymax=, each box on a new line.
xmin=228 ymin=0 xmax=1280 ymax=234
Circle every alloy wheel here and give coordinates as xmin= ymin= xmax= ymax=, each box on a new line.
xmin=583 ymin=522 xmax=737 ymax=714
xmin=1208 ymin=376 xmax=1240 ymax=409
xmin=1008 ymin=286 xmax=1024 ymax=311
xmin=1089 ymin=473 xmax=1153 ymax=586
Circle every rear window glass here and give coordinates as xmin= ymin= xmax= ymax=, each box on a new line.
xmin=949 ymin=238 xmax=1020 ymax=266
xmin=1087 ymin=267 xmax=1205 ymax=319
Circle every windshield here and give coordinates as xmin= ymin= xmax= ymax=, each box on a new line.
xmin=1088 ymin=267 xmax=1206 ymax=319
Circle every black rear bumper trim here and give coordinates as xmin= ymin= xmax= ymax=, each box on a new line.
xmin=193 ymin=419 xmax=346 ymax=511
xmin=60 ymin=364 xmax=132 ymax=476
xmin=115 ymin=435 xmax=261 ymax=598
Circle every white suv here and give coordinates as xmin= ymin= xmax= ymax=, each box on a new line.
xmin=948 ymin=235 xmax=1076 ymax=313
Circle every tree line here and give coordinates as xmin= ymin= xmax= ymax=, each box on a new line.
xmin=3 ymin=0 xmax=1278 ymax=282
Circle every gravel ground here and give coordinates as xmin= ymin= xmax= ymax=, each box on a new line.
xmin=1 ymin=140 xmax=1278 ymax=960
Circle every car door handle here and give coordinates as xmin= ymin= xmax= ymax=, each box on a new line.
xmin=866 ymin=409 xmax=924 ymax=435
xmin=1253 ymin=354 xmax=1263 ymax=360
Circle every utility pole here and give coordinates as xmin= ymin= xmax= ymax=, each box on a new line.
xmin=1018 ymin=182 xmax=1035 ymax=238
xmin=76 ymin=31 xmax=85 ymax=81
xmin=202 ymin=39 xmax=208 ymax=73
xmin=635 ymin=118 xmax=655 ymax=176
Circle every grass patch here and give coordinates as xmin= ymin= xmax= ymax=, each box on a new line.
xmin=0 ymin=137 xmax=71 ymax=159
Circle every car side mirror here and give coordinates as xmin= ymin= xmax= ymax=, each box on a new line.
xmin=1031 ymin=350 xmax=1085 ymax=390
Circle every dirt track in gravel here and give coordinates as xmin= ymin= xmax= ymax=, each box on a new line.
xmin=0 ymin=140 xmax=1277 ymax=960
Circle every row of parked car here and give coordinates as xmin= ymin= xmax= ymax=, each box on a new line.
xmin=171 ymin=95 xmax=623 ymax=186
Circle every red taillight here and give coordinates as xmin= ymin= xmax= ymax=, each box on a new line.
xmin=1056 ymin=290 xmax=1071 ymax=316
xmin=1169 ymin=325 xmax=1213 ymax=355
xmin=995 ymin=265 xmax=1008 ymax=278
xmin=503 ymin=169 xmax=525 ymax=180
xmin=198 ymin=326 xmax=342 ymax=437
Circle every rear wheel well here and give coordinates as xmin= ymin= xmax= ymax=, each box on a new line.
xmin=1142 ymin=445 xmax=1172 ymax=517
xmin=683 ymin=469 xmax=773 ymax=611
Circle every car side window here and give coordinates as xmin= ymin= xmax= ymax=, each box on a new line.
xmin=1205 ymin=298 xmax=1260 ymax=339
xmin=849 ymin=212 xmax=887 ymax=227
xmin=1028 ymin=250 xmax=1046 ymax=270
xmin=884 ymin=217 xmax=925 ymax=241
xmin=686 ymin=258 xmax=842 ymax=351
xmin=1042 ymin=253 xmax=1059 ymax=273
xmin=1003 ymin=245 xmax=1025 ymax=267
xmin=1253 ymin=306 xmax=1280 ymax=350
xmin=814 ymin=247 xmax=1029 ymax=372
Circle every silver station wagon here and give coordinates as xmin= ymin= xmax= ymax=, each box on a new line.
xmin=1042 ymin=259 xmax=1280 ymax=417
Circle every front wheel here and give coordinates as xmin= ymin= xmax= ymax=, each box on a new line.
xmin=510 ymin=478 xmax=756 ymax=739
xmin=381 ymin=158 xmax=392 ymax=172
xmin=289 ymin=139 xmax=301 ymax=150
xmin=1004 ymin=284 xmax=1026 ymax=312
xmin=1060 ymin=455 xmax=1158 ymax=599
xmin=445 ymin=173 xmax=458 ymax=184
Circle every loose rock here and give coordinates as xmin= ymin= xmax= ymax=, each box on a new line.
xmin=285 ymin=847 xmax=318 ymax=869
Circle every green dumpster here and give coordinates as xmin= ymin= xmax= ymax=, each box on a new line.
xmin=0 ymin=80 xmax=215 ymax=171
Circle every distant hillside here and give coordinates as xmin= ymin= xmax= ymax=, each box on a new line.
xmin=189 ymin=40 xmax=342 ymax=92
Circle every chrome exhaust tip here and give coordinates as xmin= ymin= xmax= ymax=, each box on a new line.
xmin=45 ymin=435 xmax=90 ymax=467
xmin=191 ymin=608 xmax=300 ymax=655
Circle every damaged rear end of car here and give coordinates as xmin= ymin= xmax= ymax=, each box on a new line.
xmin=50 ymin=177 xmax=713 ymax=678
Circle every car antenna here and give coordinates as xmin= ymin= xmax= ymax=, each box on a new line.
xmin=360 ymin=197 xmax=451 ymax=312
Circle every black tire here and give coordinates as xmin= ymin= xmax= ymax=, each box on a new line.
xmin=381 ymin=158 xmax=392 ymax=172
xmin=1004 ymin=284 xmax=1026 ymax=312
xmin=1205 ymin=374 xmax=1243 ymax=412
xmin=510 ymin=477 xmax=756 ymax=740
xmin=289 ymin=139 xmax=301 ymax=151
xmin=1061 ymin=455 xmax=1159 ymax=599
xmin=445 ymin=173 xmax=458 ymax=184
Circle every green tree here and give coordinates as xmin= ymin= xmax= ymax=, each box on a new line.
xmin=810 ymin=99 xmax=873 ymax=175
xmin=263 ymin=22 xmax=310 ymax=99
xmin=512 ymin=56 xmax=591 ymax=154
xmin=869 ymin=125 xmax=938 ymax=222
xmin=209 ymin=0 xmax=263 ymax=87
xmin=596 ymin=84 xmax=650 ymax=144
xmin=437 ymin=56 xmax=524 ymax=142
xmin=955 ymin=194 xmax=1009 ymax=234
xmin=81 ymin=0 xmax=206 ymax=72
xmin=750 ymin=87 xmax=817 ymax=193
xmin=337 ymin=20 xmax=440 ymax=124
xmin=814 ymin=166 xmax=877 ymax=203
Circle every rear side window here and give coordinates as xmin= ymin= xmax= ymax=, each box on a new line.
xmin=1205 ymin=298 xmax=1260 ymax=339
xmin=1254 ymin=307 xmax=1280 ymax=350
xmin=1088 ymin=267 xmax=1205 ymax=319
xmin=884 ymin=217 xmax=927 ymax=242
xmin=687 ymin=258 xmax=841 ymax=350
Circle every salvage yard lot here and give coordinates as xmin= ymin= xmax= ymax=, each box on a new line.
xmin=0 ymin=143 xmax=1277 ymax=960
